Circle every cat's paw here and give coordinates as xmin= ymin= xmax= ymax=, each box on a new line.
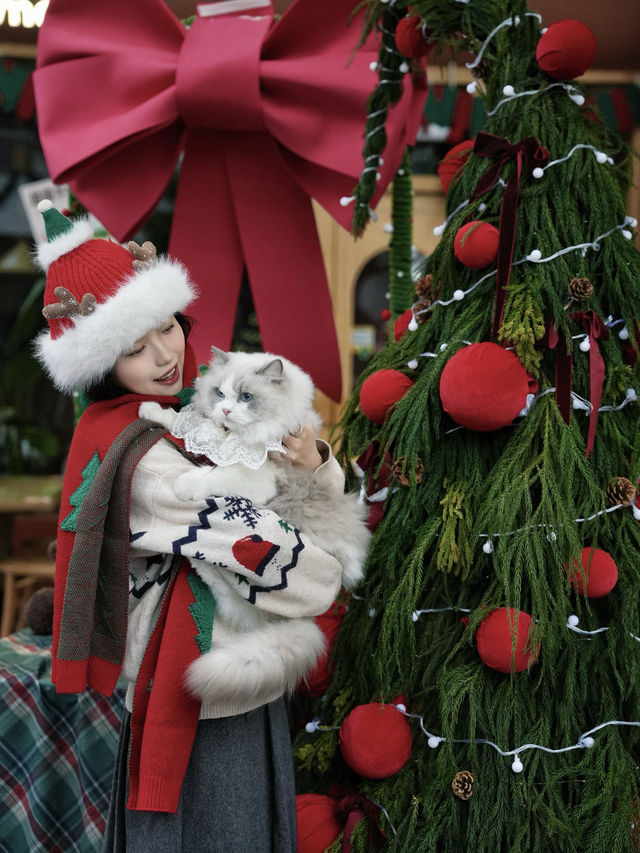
xmin=138 ymin=401 xmax=164 ymax=422
xmin=174 ymin=470 xmax=210 ymax=502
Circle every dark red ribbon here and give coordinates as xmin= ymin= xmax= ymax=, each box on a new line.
xmin=336 ymin=792 xmax=387 ymax=852
xmin=470 ymin=132 xmax=550 ymax=339
xmin=544 ymin=311 xmax=609 ymax=456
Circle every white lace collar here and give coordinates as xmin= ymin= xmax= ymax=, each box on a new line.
xmin=171 ymin=404 xmax=284 ymax=469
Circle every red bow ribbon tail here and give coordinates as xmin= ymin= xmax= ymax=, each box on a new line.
xmin=471 ymin=133 xmax=550 ymax=339
xmin=570 ymin=310 xmax=609 ymax=456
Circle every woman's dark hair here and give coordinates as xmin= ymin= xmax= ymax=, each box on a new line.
xmin=84 ymin=312 xmax=193 ymax=402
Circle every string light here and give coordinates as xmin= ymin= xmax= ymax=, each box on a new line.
xmin=532 ymin=144 xmax=614 ymax=179
xmin=566 ymin=615 xmax=640 ymax=643
xmin=465 ymin=13 xmax=542 ymax=71
xmin=486 ymin=82 xmax=585 ymax=117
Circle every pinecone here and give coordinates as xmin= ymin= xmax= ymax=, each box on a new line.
xmin=414 ymin=273 xmax=433 ymax=300
xmin=605 ymin=477 xmax=636 ymax=506
xmin=413 ymin=299 xmax=432 ymax=324
xmin=451 ymin=770 xmax=474 ymax=800
xmin=392 ymin=457 xmax=424 ymax=486
xmin=568 ymin=277 xmax=594 ymax=301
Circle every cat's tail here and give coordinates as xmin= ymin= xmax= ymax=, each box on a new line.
xmin=184 ymin=618 xmax=326 ymax=705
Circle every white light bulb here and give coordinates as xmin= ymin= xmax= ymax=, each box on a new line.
xmin=340 ymin=196 xmax=353 ymax=207
xmin=399 ymin=62 xmax=409 ymax=73
xmin=408 ymin=319 xmax=418 ymax=332
xmin=581 ymin=736 xmax=595 ymax=748
xmin=408 ymin=359 xmax=419 ymax=369
xmin=440 ymin=342 xmax=448 ymax=351
xmin=532 ymin=167 xmax=544 ymax=179
xmin=618 ymin=326 xmax=629 ymax=340
xmin=595 ymin=151 xmax=608 ymax=164
xmin=579 ymin=338 xmax=590 ymax=352
xmin=513 ymin=15 xmax=520 ymax=24
xmin=482 ymin=540 xmax=494 ymax=554
xmin=369 ymin=607 xmax=376 ymax=618
xmin=383 ymin=223 xmax=394 ymax=234
xmin=466 ymin=81 xmax=477 ymax=94
xmin=571 ymin=94 xmax=585 ymax=106
xmin=629 ymin=217 xmax=638 ymax=228
xmin=511 ymin=757 xmax=524 ymax=773
xmin=369 ymin=61 xmax=378 ymax=71
xmin=627 ymin=387 xmax=637 ymax=400
xmin=385 ymin=291 xmax=391 ymax=299
xmin=305 ymin=720 xmax=319 ymax=733
xmin=376 ymin=172 xmax=382 ymax=181
xmin=412 ymin=611 xmax=420 ymax=622
xmin=433 ymin=224 xmax=445 ymax=236
xmin=428 ymin=736 xmax=441 ymax=749
xmin=503 ymin=84 xmax=515 ymax=97
xmin=623 ymin=229 xmax=633 ymax=240
xmin=395 ymin=703 xmax=407 ymax=713
xmin=453 ymin=289 xmax=465 ymax=301
xmin=528 ymin=249 xmax=542 ymax=262
xmin=567 ymin=614 xmax=580 ymax=628
xmin=478 ymin=202 xmax=487 ymax=212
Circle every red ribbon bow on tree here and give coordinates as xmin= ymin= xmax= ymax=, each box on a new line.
xmin=34 ymin=0 xmax=427 ymax=400
xmin=545 ymin=310 xmax=609 ymax=455
xmin=470 ymin=132 xmax=550 ymax=339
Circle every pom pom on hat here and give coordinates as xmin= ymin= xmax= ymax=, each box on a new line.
xmin=34 ymin=201 xmax=196 ymax=392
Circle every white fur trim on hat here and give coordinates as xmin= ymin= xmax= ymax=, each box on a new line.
xmin=35 ymin=257 xmax=197 ymax=392
xmin=35 ymin=217 xmax=96 ymax=271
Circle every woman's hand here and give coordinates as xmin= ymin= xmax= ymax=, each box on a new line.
xmin=281 ymin=421 xmax=323 ymax=472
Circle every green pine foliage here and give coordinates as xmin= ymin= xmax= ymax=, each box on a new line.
xmin=294 ymin=2 xmax=640 ymax=851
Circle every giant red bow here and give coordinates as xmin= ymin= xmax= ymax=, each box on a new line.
xmin=34 ymin=0 xmax=427 ymax=400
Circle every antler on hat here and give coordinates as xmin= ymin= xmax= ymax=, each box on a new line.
xmin=34 ymin=200 xmax=197 ymax=392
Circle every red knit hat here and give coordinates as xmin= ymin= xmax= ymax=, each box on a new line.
xmin=34 ymin=200 xmax=197 ymax=392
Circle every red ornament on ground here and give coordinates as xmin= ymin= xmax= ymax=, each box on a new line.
xmin=393 ymin=307 xmax=413 ymax=340
xmin=340 ymin=702 xmax=412 ymax=779
xmin=437 ymin=139 xmax=474 ymax=194
xmin=395 ymin=15 xmax=432 ymax=59
xmin=299 ymin=601 xmax=347 ymax=697
xmin=475 ymin=607 xmax=539 ymax=673
xmin=439 ymin=342 xmax=535 ymax=431
xmin=536 ymin=19 xmax=597 ymax=80
xmin=296 ymin=794 xmax=341 ymax=853
xmin=359 ymin=369 xmax=414 ymax=424
xmin=567 ymin=547 xmax=618 ymax=598
xmin=454 ymin=221 xmax=500 ymax=268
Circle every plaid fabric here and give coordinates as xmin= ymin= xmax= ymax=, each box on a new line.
xmin=0 ymin=629 xmax=126 ymax=853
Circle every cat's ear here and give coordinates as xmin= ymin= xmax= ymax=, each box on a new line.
xmin=257 ymin=358 xmax=284 ymax=381
xmin=210 ymin=345 xmax=229 ymax=365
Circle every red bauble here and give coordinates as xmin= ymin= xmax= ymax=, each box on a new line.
xmin=437 ymin=139 xmax=474 ymax=194
xmin=394 ymin=307 xmax=413 ymax=341
xmin=476 ymin=607 xmax=539 ymax=673
xmin=380 ymin=307 xmax=391 ymax=321
xmin=299 ymin=601 xmax=346 ymax=697
xmin=359 ymin=369 xmax=414 ymax=424
xmin=568 ymin=547 xmax=618 ymax=598
xmin=395 ymin=15 xmax=432 ymax=59
xmin=536 ymin=19 xmax=597 ymax=80
xmin=340 ymin=702 xmax=412 ymax=779
xmin=296 ymin=794 xmax=342 ymax=853
xmin=454 ymin=221 xmax=500 ymax=269
xmin=439 ymin=342 xmax=534 ymax=431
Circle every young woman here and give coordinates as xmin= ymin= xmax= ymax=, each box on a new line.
xmin=34 ymin=202 xmax=347 ymax=852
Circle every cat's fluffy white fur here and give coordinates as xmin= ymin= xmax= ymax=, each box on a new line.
xmin=139 ymin=347 xmax=370 ymax=704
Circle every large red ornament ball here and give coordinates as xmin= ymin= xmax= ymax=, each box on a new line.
xmin=439 ymin=342 xmax=534 ymax=431
xmin=299 ymin=601 xmax=346 ymax=697
xmin=394 ymin=307 xmax=413 ymax=341
xmin=476 ymin=607 xmax=539 ymax=673
xmin=536 ymin=20 xmax=597 ymax=80
xmin=340 ymin=702 xmax=412 ymax=779
xmin=395 ymin=14 xmax=432 ymax=59
xmin=454 ymin=221 xmax=500 ymax=269
xmin=296 ymin=794 xmax=341 ymax=853
xmin=359 ymin=369 xmax=414 ymax=424
xmin=568 ymin=547 xmax=618 ymax=598
xmin=437 ymin=139 xmax=474 ymax=194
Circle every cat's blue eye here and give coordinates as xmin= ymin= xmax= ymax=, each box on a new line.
xmin=239 ymin=392 xmax=253 ymax=403
xmin=213 ymin=387 xmax=225 ymax=398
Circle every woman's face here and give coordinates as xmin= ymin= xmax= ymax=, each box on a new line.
xmin=114 ymin=317 xmax=185 ymax=396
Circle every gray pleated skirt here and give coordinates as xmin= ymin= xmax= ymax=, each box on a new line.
xmin=102 ymin=698 xmax=297 ymax=853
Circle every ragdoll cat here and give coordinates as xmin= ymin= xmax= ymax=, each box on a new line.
xmin=139 ymin=347 xmax=370 ymax=704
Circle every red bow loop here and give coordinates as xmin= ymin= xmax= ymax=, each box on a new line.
xmin=336 ymin=792 xmax=387 ymax=852
xmin=175 ymin=16 xmax=267 ymax=132
xmin=570 ymin=310 xmax=609 ymax=455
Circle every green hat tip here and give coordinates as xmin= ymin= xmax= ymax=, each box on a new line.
xmin=38 ymin=198 xmax=73 ymax=243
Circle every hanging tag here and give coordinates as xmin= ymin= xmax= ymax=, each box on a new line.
xmin=197 ymin=0 xmax=271 ymax=17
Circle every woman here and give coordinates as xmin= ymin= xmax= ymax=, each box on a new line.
xmin=34 ymin=202 xmax=346 ymax=852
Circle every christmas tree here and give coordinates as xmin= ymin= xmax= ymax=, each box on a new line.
xmin=294 ymin=2 xmax=640 ymax=851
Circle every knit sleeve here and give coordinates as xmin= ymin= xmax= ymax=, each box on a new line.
xmin=312 ymin=438 xmax=345 ymax=498
xmin=129 ymin=440 xmax=343 ymax=619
